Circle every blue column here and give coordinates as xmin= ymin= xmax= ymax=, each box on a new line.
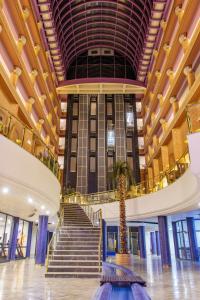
xmin=8 ymin=217 xmax=19 ymax=260
xmin=186 ymin=217 xmax=199 ymax=261
xmin=35 ymin=215 xmax=48 ymax=265
xmin=158 ymin=216 xmax=171 ymax=266
xmin=138 ymin=226 xmax=146 ymax=258
xmin=26 ymin=222 xmax=33 ymax=258
xmin=155 ymin=231 xmax=161 ymax=256
xmin=102 ymin=219 xmax=107 ymax=262
xmin=172 ymin=222 xmax=179 ymax=259
xmin=150 ymin=232 xmax=157 ymax=255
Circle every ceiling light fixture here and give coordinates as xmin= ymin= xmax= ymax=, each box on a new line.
xmin=41 ymin=205 xmax=45 ymax=210
xmin=46 ymin=210 xmax=50 ymax=215
xmin=2 ymin=187 xmax=9 ymax=194
xmin=28 ymin=197 xmax=33 ymax=203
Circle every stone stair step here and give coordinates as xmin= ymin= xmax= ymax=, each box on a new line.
xmin=45 ymin=272 xmax=100 ymax=278
xmin=49 ymin=260 xmax=99 ymax=266
xmin=51 ymin=255 xmax=99 ymax=260
xmin=47 ymin=266 xmax=100 ymax=272
xmin=56 ymin=245 xmax=98 ymax=250
xmin=51 ymin=250 xmax=99 ymax=255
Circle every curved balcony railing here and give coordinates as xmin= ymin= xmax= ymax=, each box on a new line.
xmin=0 ymin=106 xmax=61 ymax=180
xmin=63 ymin=150 xmax=190 ymax=205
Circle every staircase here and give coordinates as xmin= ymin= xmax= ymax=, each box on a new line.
xmin=45 ymin=203 xmax=102 ymax=278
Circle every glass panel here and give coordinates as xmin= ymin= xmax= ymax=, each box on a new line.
xmin=70 ymin=157 xmax=77 ymax=172
xmin=71 ymin=138 xmax=77 ymax=152
xmin=72 ymin=120 xmax=78 ymax=134
xmin=73 ymin=102 xmax=78 ymax=116
xmin=16 ymin=220 xmax=25 ymax=259
xmin=90 ymin=119 xmax=96 ymax=133
xmin=107 ymin=232 xmax=117 ymax=252
xmin=3 ymin=216 xmax=12 ymax=260
xmin=90 ymin=102 xmax=96 ymax=116
xmin=107 ymin=102 xmax=113 ymax=115
xmin=90 ymin=138 xmax=96 ymax=152
xmin=90 ymin=157 xmax=96 ymax=172
xmin=195 ymin=220 xmax=200 ymax=231
xmin=0 ymin=214 xmax=7 ymax=262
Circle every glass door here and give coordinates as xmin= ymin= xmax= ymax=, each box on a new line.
xmin=176 ymin=221 xmax=191 ymax=260
xmin=16 ymin=220 xmax=29 ymax=259
xmin=129 ymin=227 xmax=139 ymax=255
xmin=107 ymin=226 xmax=118 ymax=255
xmin=0 ymin=214 xmax=13 ymax=262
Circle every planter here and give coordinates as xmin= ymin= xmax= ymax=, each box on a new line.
xmin=115 ymin=253 xmax=134 ymax=266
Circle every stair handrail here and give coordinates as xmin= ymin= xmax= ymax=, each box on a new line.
xmin=98 ymin=209 xmax=103 ymax=272
xmin=46 ymin=207 xmax=64 ymax=271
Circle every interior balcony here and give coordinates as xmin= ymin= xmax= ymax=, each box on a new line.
xmin=0 ymin=106 xmax=61 ymax=222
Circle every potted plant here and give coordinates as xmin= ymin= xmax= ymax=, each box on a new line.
xmin=111 ymin=160 xmax=133 ymax=265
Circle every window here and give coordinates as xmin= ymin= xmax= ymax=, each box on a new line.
xmin=72 ymin=120 xmax=78 ymax=134
xmin=107 ymin=102 xmax=113 ymax=115
xmin=127 ymin=156 xmax=133 ymax=170
xmin=127 ymin=138 xmax=132 ymax=152
xmin=90 ymin=157 xmax=96 ymax=172
xmin=90 ymin=138 xmax=96 ymax=152
xmin=70 ymin=157 xmax=77 ymax=172
xmin=71 ymin=138 xmax=77 ymax=152
xmin=90 ymin=119 xmax=96 ymax=133
xmin=90 ymin=102 xmax=97 ymax=116
xmin=73 ymin=102 xmax=78 ymax=116
xmin=108 ymin=156 xmax=114 ymax=170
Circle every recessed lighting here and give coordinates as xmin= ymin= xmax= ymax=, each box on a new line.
xmin=28 ymin=197 xmax=33 ymax=203
xmin=46 ymin=210 xmax=50 ymax=215
xmin=52 ymin=221 xmax=55 ymax=225
xmin=41 ymin=205 xmax=45 ymax=210
xmin=2 ymin=187 xmax=9 ymax=194
xmin=35 ymin=219 xmax=38 ymax=223
xmin=198 ymin=203 xmax=200 ymax=207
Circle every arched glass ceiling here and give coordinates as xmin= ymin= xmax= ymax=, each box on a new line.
xmin=35 ymin=0 xmax=168 ymax=82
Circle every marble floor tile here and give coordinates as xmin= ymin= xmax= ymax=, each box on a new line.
xmin=0 ymin=257 xmax=200 ymax=299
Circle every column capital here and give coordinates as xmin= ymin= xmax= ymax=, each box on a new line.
xmin=183 ymin=65 xmax=193 ymax=76
xmin=43 ymin=71 xmax=49 ymax=80
xmin=22 ymin=7 xmax=30 ymax=21
xmin=170 ymin=96 xmax=177 ymax=104
xmin=30 ymin=69 xmax=38 ymax=83
xmin=163 ymin=43 xmax=171 ymax=55
xmin=11 ymin=67 xmax=22 ymax=85
xmin=179 ymin=33 xmax=189 ymax=52
xmin=155 ymin=70 xmax=161 ymax=79
xmin=28 ymin=97 xmax=35 ymax=105
xmin=175 ymin=5 xmax=184 ymax=23
xmin=34 ymin=44 xmax=41 ymax=56
xmin=153 ymin=49 xmax=158 ymax=57
xmin=160 ymin=19 xmax=167 ymax=30
xmin=17 ymin=35 xmax=27 ymax=53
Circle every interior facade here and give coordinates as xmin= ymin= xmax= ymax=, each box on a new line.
xmin=0 ymin=0 xmax=200 ymax=299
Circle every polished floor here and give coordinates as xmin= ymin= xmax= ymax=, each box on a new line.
xmin=0 ymin=256 xmax=200 ymax=300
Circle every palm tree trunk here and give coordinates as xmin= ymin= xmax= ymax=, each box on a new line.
xmin=118 ymin=174 xmax=128 ymax=254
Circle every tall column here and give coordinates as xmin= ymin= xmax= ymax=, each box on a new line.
xmin=26 ymin=222 xmax=33 ymax=258
xmin=150 ymin=232 xmax=157 ymax=255
xmin=158 ymin=216 xmax=171 ymax=267
xmin=155 ymin=231 xmax=161 ymax=256
xmin=8 ymin=217 xmax=19 ymax=260
xmin=76 ymin=95 xmax=89 ymax=194
xmin=115 ymin=95 xmax=126 ymax=161
xmin=138 ymin=226 xmax=146 ymax=258
xmin=98 ymin=95 xmax=106 ymax=191
xmin=186 ymin=217 xmax=199 ymax=261
xmin=102 ymin=219 xmax=107 ymax=261
xmin=35 ymin=215 xmax=48 ymax=265
xmin=172 ymin=222 xmax=179 ymax=259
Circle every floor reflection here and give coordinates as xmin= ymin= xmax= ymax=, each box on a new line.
xmin=0 ymin=256 xmax=199 ymax=299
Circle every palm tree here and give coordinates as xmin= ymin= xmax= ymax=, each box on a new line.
xmin=111 ymin=160 xmax=133 ymax=254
